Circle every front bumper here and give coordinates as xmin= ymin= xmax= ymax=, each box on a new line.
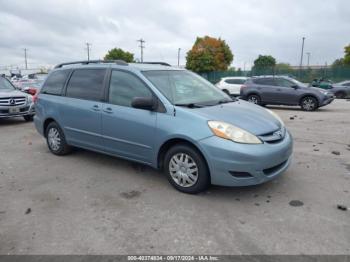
xmin=320 ymin=95 xmax=334 ymax=107
xmin=0 ymin=103 xmax=35 ymax=119
xmin=198 ymin=130 xmax=293 ymax=186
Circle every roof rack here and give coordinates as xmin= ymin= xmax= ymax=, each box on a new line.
xmin=54 ymin=60 xmax=128 ymax=69
xmin=138 ymin=62 xmax=171 ymax=66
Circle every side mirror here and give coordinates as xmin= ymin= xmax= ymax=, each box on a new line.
xmin=291 ymin=85 xmax=299 ymax=89
xmin=131 ymin=97 xmax=157 ymax=111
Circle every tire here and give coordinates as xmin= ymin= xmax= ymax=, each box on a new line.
xmin=23 ymin=115 xmax=34 ymax=122
xmin=45 ymin=122 xmax=72 ymax=155
xmin=247 ymin=94 xmax=261 ymax=105
xmin=300 ymin=96 xmax=318 ymax=111
xmin=164 ymin=144 xmax=210 ymax=194
xmin=335 ymin=92 xmax=346 ymax=99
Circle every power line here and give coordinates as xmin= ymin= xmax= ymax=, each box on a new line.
xmin=137 ymin=39 xmax=145 ymax=62
xmin=23 ymin=48 xmax=28 ymax=69
xmin=86 ymin=43 xmax=92 ymax=61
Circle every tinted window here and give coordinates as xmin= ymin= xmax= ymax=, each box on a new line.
xmin=66 ymin=69 xmax=106 ymax=101
xmin=275 ymin=78 xmax=295 ymax=88
xmin=109 ymin=70 xmax=152 ymax=107
xmin=41 ymin=70 xmax=70 ymax=95
xmin=253 ymin=78 xmax=276 ymax=86
xmin=224 ymin=79 xmax=246 ymax=85
xmin=343 ymin=82 xmax=350 ymax=87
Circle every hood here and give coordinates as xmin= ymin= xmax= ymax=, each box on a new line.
xmin=0 ymin=89 xmax=28 ymax=97
xmin=180 ymin=100 xmax=281 ymax=136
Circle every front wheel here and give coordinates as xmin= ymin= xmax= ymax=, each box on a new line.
xmin=300 ymin=96 xmax=318 ymax=111
xmin=164 ymin=144 xmax=210 ymax=194
xmin=247 ymin=94 xmax=261 ymax=105
xmin=45 ymin=122 xmax=72 ymax=155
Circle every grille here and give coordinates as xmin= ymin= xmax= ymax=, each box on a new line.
xmin=0 ymin=97 xmax=27 ymax=106
xmin=259 ymin=127 xmax=286 ymax=143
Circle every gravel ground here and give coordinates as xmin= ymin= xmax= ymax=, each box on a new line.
xmin=0 ymin=99 xmax=349 ymax=255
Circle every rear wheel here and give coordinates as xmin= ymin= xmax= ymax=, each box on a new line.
xmin=300 ymin=96 xmax=318 ymax=111
xmin=164 ymin=144 xmax=210 ymax=194
xmin=335 ymin=91 xmax=346 ymax=99
xmin=45 ymin=122 xmax=72 ymax=155
xmin=247 ymin=94 xmax=261 ymax=105
xmin=23 ymin=115 xmax=34 ymax=122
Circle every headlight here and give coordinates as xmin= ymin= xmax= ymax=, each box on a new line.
xmin=208 ymin=121 xmax=262 ymax=144
xmin=266 ymin=109 xmax=284 ymax=126
xmin=27 ymin=95 xmax=33 ymax=103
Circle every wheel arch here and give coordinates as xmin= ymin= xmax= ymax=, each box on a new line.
xmin=157 ymin=138 xmax=209 ymax=172
xmin=43 ymin=117 xmax=57 ymax=137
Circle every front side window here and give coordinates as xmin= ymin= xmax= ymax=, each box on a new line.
xmin=275 ymin=78 xmax=295 ymax=88
xmin=225 ymin=79 xmax=245 ymax=85
xmin=66 ymin=69 xmax=106 ymax=101
xmin=0 ymin=77 xmax=15 ymax=90
xmin=143 ymin=70 xmax=229 ymax=105
xmin=109 ymin=70 xmax=152 ymax=107
xmin=41 ymin=70 xmax=70 ymax=95
xmin=253 ymin=78 xmax=276 ymax=86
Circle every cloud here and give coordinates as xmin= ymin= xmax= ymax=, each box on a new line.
xmin=0 ymin=0 xmax=349 ymax=69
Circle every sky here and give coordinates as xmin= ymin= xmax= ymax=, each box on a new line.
xmin=0 ymin=0 xmax=349 ymax=70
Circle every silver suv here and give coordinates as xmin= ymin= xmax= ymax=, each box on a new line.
xmin=0 ymin=76 xmax=35 ymax=121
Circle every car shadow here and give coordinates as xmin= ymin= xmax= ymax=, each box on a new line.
xmin=266 ymin=105 xmax=334 ymax=112
xmin=0 ymin=118 xmax=28 ymax=126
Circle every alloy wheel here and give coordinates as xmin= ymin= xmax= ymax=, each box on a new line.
xmin=169 ymin=153 xmax=199 ymax=187
xmin=48 ymin=127 xmax=61 ymax=151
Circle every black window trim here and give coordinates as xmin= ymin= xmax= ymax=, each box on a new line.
xmin=63 ymin=67 xmax=108 ymax=102
xmin=41 ymin=68 xmax=72 ymax=96
xmin=105 ymin=68 xmax=166 ymax=113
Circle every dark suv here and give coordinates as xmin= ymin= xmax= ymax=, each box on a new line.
xmin=240 ymin=76 xmax=334 ymax=111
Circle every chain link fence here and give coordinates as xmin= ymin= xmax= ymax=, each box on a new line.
xmin=200 ymin=66 xmax=350 ymax=84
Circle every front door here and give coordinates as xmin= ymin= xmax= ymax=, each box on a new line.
xmin=101 ymin=70 xmax=157 ymax=164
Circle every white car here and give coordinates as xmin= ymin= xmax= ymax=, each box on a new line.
xmin=215 ymin=77 xmax=249 ymax=96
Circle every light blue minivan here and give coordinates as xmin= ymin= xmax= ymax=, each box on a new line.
xmin=34 ymin=60 xmax=293 ymax=193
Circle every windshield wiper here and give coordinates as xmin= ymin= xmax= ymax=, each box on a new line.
xmin=174 ymin=103 xmax=203 ymax=108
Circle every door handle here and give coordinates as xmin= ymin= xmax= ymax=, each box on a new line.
xmin=277 ymin=88 xmax=281 ymax=91
xmin=103 ymin=107 xmax=113 ymax=114
xmin=92 ymin=105 xmax=100 ymax=111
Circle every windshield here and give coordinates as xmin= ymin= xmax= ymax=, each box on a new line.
xmin=0 ymin=77 xmax=15 ymax=90
xmin=288 ymin=77 xmax=307 ymax=88
xmin=143 ymin=70 xmax=231 ymax=106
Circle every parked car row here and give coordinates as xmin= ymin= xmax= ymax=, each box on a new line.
xmin=215 ymin=75 xmax=350 ymax=111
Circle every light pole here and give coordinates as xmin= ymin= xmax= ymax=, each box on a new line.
xmin=306 ymin=52 xmax=311 ymax=67
xmin=23 ymin=48 xmax=28 ymax=69
xmin=177 ymin=48 xmax=181 ymax=67
xmin=137 ymin=39 xmax=145 ymax=62
xmin=299 ymin=37 xmax=305 ymax=76
xmin=86 ymin=43 xmax=91 ymax=61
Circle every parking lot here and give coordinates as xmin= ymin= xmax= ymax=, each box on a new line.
xmin=0 ymin=100 xmax=349 ymax=255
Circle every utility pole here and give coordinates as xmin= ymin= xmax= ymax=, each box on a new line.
xmin=86 ymin=43 xmax=91 ymax=61
xmin=23 ymin=48 xmax=28 ymax=69
xmin=306 ymin=52 xmax=311 ymax=67
xmin=299 ymin=37 xmax=305 ymax=70
xmin=137 ymin=39 xmax=145 ymax=62
xmin=177 ymin=48 xmax=181 ymax=67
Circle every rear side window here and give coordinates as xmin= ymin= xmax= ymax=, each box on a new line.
xmin=41 ymin=70 xmax=70 ymax=95
xmin=253 ymin=78 xmax=276 ymax=86
xmin=66 ymin=69 xmax=106 ymax=101
xmin=108 ymin=70 xmax=152 ymax=107
xmin=224 ymin=79 xmax=245 ymax=84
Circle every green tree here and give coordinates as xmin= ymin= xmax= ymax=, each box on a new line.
xmin=252 ymin=55 xmax=276 ymax=70
xmin=186 ymin=36 xmax=234 ymax=72
xmin=275 ymin=63 xmax=292 ymax=71
xmin=104 ymin=48 xmax=134 ymax=62
xmin=332 ymin=58 xmax=344 ymax=68
xmin=343 ymin=44 xmax=350 ymax=65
